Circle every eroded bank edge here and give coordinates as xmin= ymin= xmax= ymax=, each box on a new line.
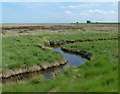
xmin=46 ymin=37 xmax=118 ymax=46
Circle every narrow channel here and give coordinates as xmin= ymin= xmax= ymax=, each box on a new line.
xmin=53 ymin=47 xmax=87 ymax=66
xmin=2 ymin=47 xmax=88 ymax=85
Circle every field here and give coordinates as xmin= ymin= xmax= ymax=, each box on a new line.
xmin=2 ymin=23 xmax=118 ymax=92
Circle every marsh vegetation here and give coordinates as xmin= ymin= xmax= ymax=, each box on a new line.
xmin=2 ymin=23 xmax=118 ymax=92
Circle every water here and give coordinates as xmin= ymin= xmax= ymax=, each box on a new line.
xmin=2 ymin=47 xmax=88 ymax=85
xmin=53 ymin=47 xmax=87 ymax=66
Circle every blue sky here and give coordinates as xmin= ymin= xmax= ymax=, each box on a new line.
xmin=2 ymin=2 xmax=118 ymax=23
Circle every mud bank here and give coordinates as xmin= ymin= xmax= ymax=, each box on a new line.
xmin=2 ymin=25 xmax=82 ymax=31
xmin=61 ymin=47 xmax=92 ymax=60
xmin=47 ymin=37 xmax=118 ymax=46
xmin=1 ymin=60 xmax=67 ymax=79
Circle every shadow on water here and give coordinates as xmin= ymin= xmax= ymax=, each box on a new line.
xmin=2 ymin=47 xmax=88 ymax=85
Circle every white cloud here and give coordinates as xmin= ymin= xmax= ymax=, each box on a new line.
xmin=65 ymin=10 xmax=72 ymax=14
xmin=80 ymin=12 xmax=89 ymax=16
xmin=109 ymin=11 xmax=117 ymax=14
xmin=112 ymin=2 xmax=118 ymax=6
xmin=81 ymin=9 xmax=117 ymax=15
xmin=61 ymin=3 xmax=99 ymax=9
xmin=88 ymin=9 xmax=102 ymax=13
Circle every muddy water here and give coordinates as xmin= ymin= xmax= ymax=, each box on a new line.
xmin=2 ymin=47 xmax=88 ymax=85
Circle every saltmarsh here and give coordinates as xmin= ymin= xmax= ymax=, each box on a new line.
xmin=2 ymin=35 xmax=66 ymax=75
xmin=2 ymin=32 xmax=117 ymax=74
xmin=2 ymin=23 xmax=118 ymax=92
xmin=3 ymin=40 xmax=118 ymax=92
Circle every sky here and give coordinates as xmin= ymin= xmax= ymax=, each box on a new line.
xmin=1 ymin=2 xmax=118 ymax=23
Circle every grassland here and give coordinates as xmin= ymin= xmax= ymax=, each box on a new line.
xmin=2 ymin=23 xmax=117 ymax=37
xmin=2 ymin=35 xmax=66 ymax=77
xmin=2 ymin=23 xmax=118 ymax=92
xmin=3 ymin=40 xmax=118 ymax=92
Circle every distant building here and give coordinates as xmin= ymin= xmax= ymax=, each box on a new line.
xmin=87 ymin=20 xmax=91 ymax=23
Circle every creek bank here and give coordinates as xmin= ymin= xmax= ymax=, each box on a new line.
xmin=2 ymin=37 xmax=117 ymax=80
xmin=1 ymin=60 xmax=67 ymax=79
xmin=47 ymin=37 xmax=118 ymax=46
xmin=2 ymin=46 xmax=88 ymax=85
xmin=61 ymin=47 xmax=92 ymax=60
xmin=3 ymin=37 xmax=114 ymax=82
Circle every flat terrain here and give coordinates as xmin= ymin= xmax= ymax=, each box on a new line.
xmin=2 ymin=23 xmax=118 ymax=92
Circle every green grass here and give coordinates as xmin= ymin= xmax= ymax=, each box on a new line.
xmin=47 ymin=32 xmax=117 ymax=44
xmin=2 ymin=24 xmax=118 ymax=92
xmin=3 ymin=45 xmax=65 ymax=73
xmin=2 ymin=31 xmax=117 ymax=73
xmin=2 ymin=35 xmax=66 ymax=74
xmin=3 ymin=40 xmax=118 ymax=92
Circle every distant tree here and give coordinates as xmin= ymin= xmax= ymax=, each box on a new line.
xmin=76 ymin=22 xmax=79 ymax=24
